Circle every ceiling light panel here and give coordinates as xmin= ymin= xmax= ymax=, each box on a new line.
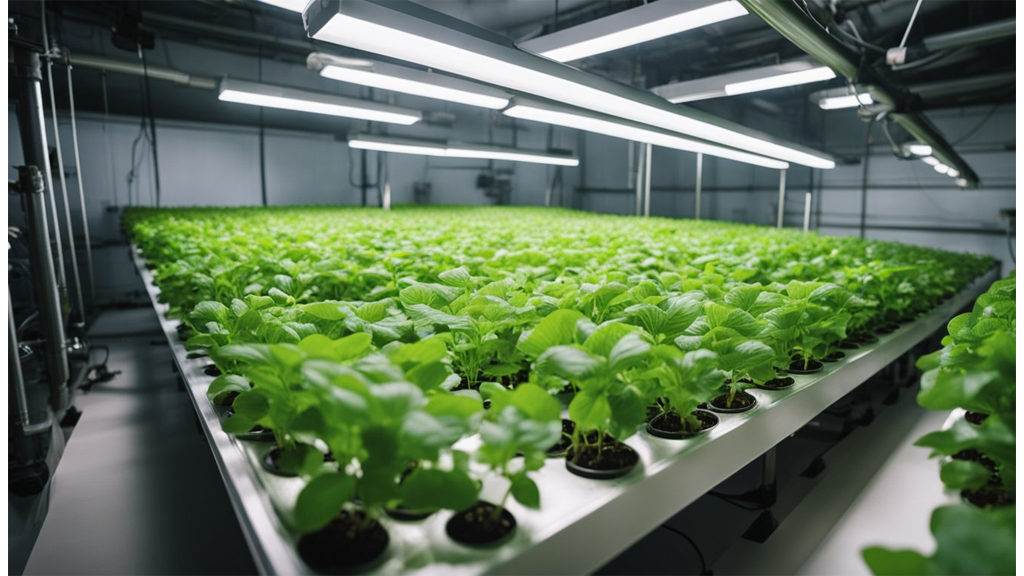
xmin=314 ymin=56 xmax=511 ymax=109
xmin=518 ymin=0 xmax=747 ymax=62
xmin=348 ymin=133 xmax=580 ymax=166
xmin=304 ymin=0 xmax=836 ymax=169
xmin=218 ymin=78 xmax=421 ymax=124
xmin=504 ymin=98 xmax=788 ymax=170
xmin=818 ymin=93 xmax=873 ymax=110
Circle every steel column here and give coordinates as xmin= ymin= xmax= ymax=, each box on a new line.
xmin=776 ymin=169 xmax=787 ymax=229
xmin=695 ymin=152 xmax=703 ymax=220
xmin=642 ymin=143 xmax=652 ymax=217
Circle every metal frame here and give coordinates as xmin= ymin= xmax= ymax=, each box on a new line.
xmin=134 ymin=246 xmax=997 ymax=575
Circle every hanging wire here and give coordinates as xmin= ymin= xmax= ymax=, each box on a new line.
xmin=898 ymin=0 xmax=925 ymax=48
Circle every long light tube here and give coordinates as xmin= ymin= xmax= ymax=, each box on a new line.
xmin=906 ymin=144 xmax=933 ymax=156
xmin=818 ymin=93 xmax=874 ymax=110
xmin=933 ymin=163 xmax=950 ymax=174
xmin=518 ymin=0 xmax=747 ymax=62
xmin=316 ymin=59 xmax=510 ymax=109
xmin=348 ymin=134 xmax=579 ymax=166
xmin=503 ymin=99 xmax=788 ymax=169
xmin=218 ymin=78 xmax=421 ymax=124
xmin=305 ymin=1 xmax=836 ymax=169
xmin=921 ymin=156 xmax=940 ymax=166
xmin=255 ymin=0 xmax=308 ymax=12
xmin=724 ymin=66 xmax=836 ymax=96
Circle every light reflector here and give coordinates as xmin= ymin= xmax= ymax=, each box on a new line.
xmin=218 ymin=78 xmax=421 ymax=124
xmin=348 ymin=133 xmax=579 ymax=166
xmin=504 ymin=98 xmax=788 ymax=170
xmin=312 ymin=54 xmax=511 ymax=109
xmin=518 ymin=0 xmax=747 ymax=62
xmin=304 ymin=1 xmax=835 ymax=169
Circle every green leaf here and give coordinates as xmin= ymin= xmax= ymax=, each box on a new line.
xmin=518 ymin=309 xmax=586 ymax=358
xmin=400 ymin=468 xmax=479 ymax=511
xmin=510 ymin=474 xmax=541 ymax=508
xmin=939 ymin=460 xmax=991 ymax=490
xmin=438 ymin=267 xmax=475 ymax=288
xmin=608 ymin=333 xmax=651 ymax=371
xmin=293 ymin=472 xmax=356 ymax=533
xmin=301 ymin=302 xmax=348 ymax=321
xmin=862 ymin=547 xmax=929 ymax=576
xmin=536 ymin=346 xmax=601 ymax=379
xmin=568 ymin=390 xmax=611 ymax=431
xmin=206 ymin=374 xmax=250 ymax=405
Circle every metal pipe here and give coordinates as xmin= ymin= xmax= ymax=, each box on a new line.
xmin=776 ymin=169 xmax=786 ymax=229
xmin=923 ymin=18 xmax=1015 ymax=52
xmin=67 ymin=53 xmax=218 ymax=90
xmin=738 ymin=0 xmax=979 ymax=187
xmin=694 ymin=152 xmax=703 ymax=220
xmin=643 ymin=143 xmax=652 ymax=218
xmin=44 ymin=52 xmax=87 ymax=328
xmin=13 ymin=46 xmax=71 ymax=405
xmin=8 ymin=289 xmax=53 ymax=435
xmin=803 ymin=191 xmax=812 ymax=233
xmin=66 ymin=60 xmax=96 ymax=303
xmin=860 ymin=124 xmax=872 ymax=239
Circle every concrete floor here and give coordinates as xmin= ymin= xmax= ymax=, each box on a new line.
xmin=18 ymin=308 xmax=255 ymax=575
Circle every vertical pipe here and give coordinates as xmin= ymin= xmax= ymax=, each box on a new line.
xmin=776 ymin=169 xmax=787 ymax=229
xmin=803 ymin=191 xmax=812 ymax=232
xmin=14 ymin=46 xmax=70 ymax=404
xmin=634 ymin=143 xmax=645 ymax=216
xmin=44 ymin=52 xmax=86 ymax=327
xmin=643 ymin=143 xmax=652 ymax=217
xmin=382 ymin=155 xmax=392 ymax=211
xmin=66 ymin=62 xmax=96 ymax=303
xmin=860 ymin=124 xmax=873 ymax=239
xmin=10 ymin=288 xmax=31 ymax=428
xmin=694 ymin=152 xmax=703 ymax=220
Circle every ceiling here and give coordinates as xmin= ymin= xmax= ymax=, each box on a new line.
xmin=8 ymin=0 xmax=1016 ymax=151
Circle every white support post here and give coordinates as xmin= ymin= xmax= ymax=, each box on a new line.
xmin=643 ymin=143 xmax=652 ymax=217
xmin=803 ymin=191 xmax=812 ymax=232
xmin=634 ymin=144 xmax=645 ymax=216
xmin=694 ymin=152 xmax=703 ymax=220
xmin=776 ymin=169 xmax=787 ymax=229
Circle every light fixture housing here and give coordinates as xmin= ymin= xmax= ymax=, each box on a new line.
xmin=348 ymin=133 xmax=580 ymax=166
xmin=905 ymin=143 xmax=933 ymax=156
xmin=518 ymin=0 xmax=747 ymax=62
xmin=309 ymin=52 xmax=511 ymax=109
xmin=503 ymin=97 xmax=788 ymax=170
xmin=304 ymin=0 xmax=835 ymax=169
xmin=818 ymin=92 xmax=874 ymax=110
xmin=652 ymin=60 xmax=834 ymax=104
xmin=218 ymin=77 xmax=421 ymax=124
xmin=723 ymin=66 xmax=835 ymax=96
xmin=255 ymin=0 xmax=308 ymax=13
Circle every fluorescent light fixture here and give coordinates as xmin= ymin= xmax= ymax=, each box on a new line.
xmin=724 ymin=66 xmax=836 ymax=96
xmin=348 ymin=133 xmax=579 ymax=166
xmin=946 ymin=168 xmax=960 ymax=178
xmin=218 ymin=78 xmax=421 ymax=124
xmin=933 ymin=163 xmax=950 ymax=174
xmin=921 ymin=156 xmax=940 ymax=166
xmin=518 ymin=0 xmax=746 ymax=62
xmin=655 ymin=60 xmax=832 ymax=104
xmin=255 ymin=0 xmax=308 ymax=13
xmin=906 ymin=144 xmax=933 ymax=156
xmin=504 ymin=97 xmax=788 ymax=169
xmin=310 ymin=53 xmax=510 ymax=109
xmin=818 ymin=92 xmax=874 ymax=110
xmin=304 ymin=0 xmax=836 ymax=169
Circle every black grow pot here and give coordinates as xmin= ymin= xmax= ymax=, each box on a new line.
xmin=822 ymin=351 xmax=846 ymax=363
xmin=298 ymin=510 xmax=389 ymax=572
xmin=787 ymin=359 xmax=824 ymax=374
xmin=965 ymin=411 xmax=990 ymax=426
xmin=565 ymin=436 xmax=639 ymax=480
xmin=546 ymin=419 xmax=575 ymax=457
xmin=850 ymin=333 xmax=879 ymax=345
xmin=204 ymin=363 xmax=222 ymax=377
xmin=446 ymin=501 xmax=516 ymax=547
xmin=838 ymin=340 xmax=859 ymax=350
xmin=754 ymin=376 xmax=796 ymax=390
xmin=384 ymin=506 xmax=434 ymax=522
xmin=647 ymin=410 xmax=718 ymax=440
xmin=708 ymin=391 xmax=757 ymax=413
xmin=261 ymin=447 xmax=297 ymax=478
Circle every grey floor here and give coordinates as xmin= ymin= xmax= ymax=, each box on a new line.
xmin=18 ymin=308 xmax=255 ymax=575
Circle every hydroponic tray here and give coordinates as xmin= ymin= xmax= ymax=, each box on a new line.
xmin=132 ymin=247 xmax=999 ymax=575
